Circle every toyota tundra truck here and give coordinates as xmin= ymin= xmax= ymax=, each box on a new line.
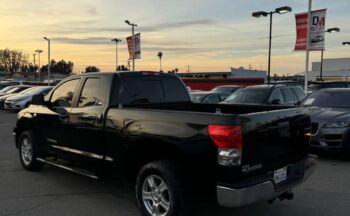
xmin=14 ymin=72 xmax=316 ymax=216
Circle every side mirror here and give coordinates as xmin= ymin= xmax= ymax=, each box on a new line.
xmin=271 ymin=99 xmax=281 ymax=105
xmin=295 ymin=101 xmax=302 ymax=106
xmin=31 ymin=93 xmax=45 ymax=105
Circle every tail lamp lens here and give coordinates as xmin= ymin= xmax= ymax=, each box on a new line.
xmin=208 ymin=125 xmax=242 ymax=166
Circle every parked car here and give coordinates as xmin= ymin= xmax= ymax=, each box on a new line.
xmin=211 ymin=85 xmax=242 ymax=94
xmin=0 ymin=86 xmax=19 ymax=94
xmin=308 ymin=81 xmax=350 ymax=94
xmin=0 ymin=83 xmax=17 ymax=90
xmin=0 ymin=85 xmax=34 ymax=108
xmin=270 ymin=80 xmax=304 ymax=89
xmin=222 ymin=85 xmax=306 ymax=106
xmin=14 ymin=72 xmax=316 ymax=216
xmin=190 ymin=91 xmax=230 ymax=104
xmin=303 ymin=88 xmax=350 ymax=152
xmin=4 ymin=86 xmax=53 ymax=110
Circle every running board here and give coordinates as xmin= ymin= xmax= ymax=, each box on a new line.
xmin=36 ymin=158 xmax=99 ymax=180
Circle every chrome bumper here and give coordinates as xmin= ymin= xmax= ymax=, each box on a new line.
xmin=217 ymin=155 xmax=317 ymax=208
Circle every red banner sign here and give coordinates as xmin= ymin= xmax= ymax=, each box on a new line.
xmin=126 ymin=33 xmax=141 ymax=60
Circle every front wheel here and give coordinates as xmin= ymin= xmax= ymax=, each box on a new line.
xmin=18 ymin=131 xmax=44 ymax=171
xmin=136 ymin=161 xmax=188 ymax=216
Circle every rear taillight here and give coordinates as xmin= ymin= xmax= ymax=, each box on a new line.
xmin=208 ymin=125 xmax=242 ymax=167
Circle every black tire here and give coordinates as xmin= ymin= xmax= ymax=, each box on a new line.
xmin=18 ymin=130 xmax=44 ymax=171
xmin=136 ymin=161 xmax=188 ymax=216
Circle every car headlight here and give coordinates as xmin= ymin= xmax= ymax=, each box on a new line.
xmin=323 ymin=121 xmax=350 ymax=128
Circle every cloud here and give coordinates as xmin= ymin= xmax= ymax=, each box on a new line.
xmin=49 ymin=19 xmax=217 ymax=34
xmin=51 ymin=37 xmax=112 ymax=45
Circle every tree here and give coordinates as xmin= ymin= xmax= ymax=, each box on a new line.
xmin=0 ymin=49 xmax=29 ymax=77
xmin=40 ymin=59 xmax=74 ymax=75
xmin=85 ymin=65 xmax=100 ymax=73
xmin=117 ymin=65 xmax=129 ymax=71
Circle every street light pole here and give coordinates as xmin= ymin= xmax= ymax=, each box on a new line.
xmin=252 ymin=6 xmax=292 ymax=84
xmin=125 ymin=20 xmax=137 ymax=71
xmin=267 ymin=12 xmax=273 ymax=84
xmin=43 ymin=37 xmax=51 ymax=86
xmin=111 ymin=38 xmax=122 ymax=71
xmin=319 ymin=27 xmax=340 ymax=81
xmin=35 ymin=49 xmax=43 ymax=81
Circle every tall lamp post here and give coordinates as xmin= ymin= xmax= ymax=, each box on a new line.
xmin=111 ymin=38 xmax=122 ymax=71
xmin=125 ymin=20 xmax=137 ymax=71
xmin=33 ymin=54 xmax=36 ymax=81
xmin=35 ymin=49 xmax=43 ymax=81
xmin=157 ymin=52 xmax=163 ymax=72
xmin=43 ymin=37 xmax=51 ymax=86
xmin=319 ymin=27 xmax=340 ymax=81
xmin=252 ymin=6 xmax=292 ymax=84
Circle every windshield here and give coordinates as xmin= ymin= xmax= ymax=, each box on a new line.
xmin=302 ymin=91 xmax=350 ymax=108
xmin=224 ymin=88 xmax=271 ymax=104
xmin=190 ymin=93 xmax=207 ymax=103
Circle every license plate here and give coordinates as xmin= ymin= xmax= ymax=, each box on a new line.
xmin=274 ymin=167 xmax=287 ymax=184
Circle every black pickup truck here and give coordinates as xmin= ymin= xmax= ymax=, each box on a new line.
xmin=14 ymin=72 xmax=316 ymax=216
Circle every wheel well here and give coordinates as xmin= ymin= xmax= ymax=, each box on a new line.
xmin=125 ymin=143 xmax=184 ymax=179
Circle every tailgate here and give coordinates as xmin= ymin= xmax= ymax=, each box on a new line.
xmin=239 ymin=107 xmax=311 ymax=176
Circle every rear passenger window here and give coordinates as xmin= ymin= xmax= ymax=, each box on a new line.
xmin=281 ymin=88 xmax=297 ymax=102
xmin=78 ymin=78 xmax=106 ymax=107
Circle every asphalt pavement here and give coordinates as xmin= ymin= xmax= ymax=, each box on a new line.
xmin=1 ymin=111 xmax=350 ymax=216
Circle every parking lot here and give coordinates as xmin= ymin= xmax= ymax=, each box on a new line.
xmin=0 ymin=110 xmax=350 ymax=216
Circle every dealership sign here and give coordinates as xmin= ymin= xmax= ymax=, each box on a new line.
xmin=127 ymin=33 xmax=141 ymax=59
xmin=294 ymin=9 xmax=327 ymax=51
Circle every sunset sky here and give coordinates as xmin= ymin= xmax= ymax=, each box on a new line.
xmin=0 ymin=0 xmax=349 ymax=75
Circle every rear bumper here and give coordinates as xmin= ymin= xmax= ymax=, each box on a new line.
xmin=217 ymin=155 xmax=317 ymax=208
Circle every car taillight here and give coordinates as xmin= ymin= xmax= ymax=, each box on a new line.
xmin=208 ymin=125 xmax=242 ymax=167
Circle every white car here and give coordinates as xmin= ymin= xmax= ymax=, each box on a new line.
xmin=4 ymin=86 xmax=53 ymax=110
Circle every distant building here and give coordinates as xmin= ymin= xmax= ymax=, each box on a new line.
xmin=177 ymin=67 xmax=267 ymax=80
xmin=230 ymin=67 xmax=267 ymax=81
xmin=307 ymin=58 xmax=350 ymax=81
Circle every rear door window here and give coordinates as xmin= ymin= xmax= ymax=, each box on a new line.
xmin=78 ymin=78 xmax=106 ymax=107
xmin=291 ymin=87 xmax=306 ymax=101
xmin=269 ymin=89 xmax=284 ymax=104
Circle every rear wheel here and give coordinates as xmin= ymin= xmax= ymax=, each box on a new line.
xmin=136 ymin=161 xmax=188 ymax=216
xmin=18 ymin=131 xmax=44 ymax=171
